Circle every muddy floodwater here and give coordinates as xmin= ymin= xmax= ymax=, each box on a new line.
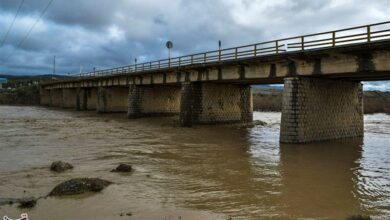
xmin=0 ymin=106 xmax=389 ymax=220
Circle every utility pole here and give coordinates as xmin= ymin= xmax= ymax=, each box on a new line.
xmin=53 ymin=55 xmax=56 ymax=75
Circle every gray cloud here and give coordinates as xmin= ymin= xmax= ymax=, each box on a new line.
xmin=0 ymin=0 xmax=390 ymax=91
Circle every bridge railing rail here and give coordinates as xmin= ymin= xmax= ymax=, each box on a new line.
xmin=54 ymin=21 xmax=390 ymax=81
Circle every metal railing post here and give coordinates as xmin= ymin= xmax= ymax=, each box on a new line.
xmin=191 ymin=55 xmax=193 ymax=64
xmin=367 ymin=26 xmax=371 ymax=42
xmin=332 ymin=31 xmax=336 ymax=46
xmin=301 ymin=36 xmax=305 ymax=50
xmin=254 ymin=44 xmax=257 ymax=56
xmin=275 ymin=41 xmax=279 ymax=54
xmin=235 ymin=48 xmax=238 ymax=59
xmin=204 ymin=53 xmax=206 ymax=63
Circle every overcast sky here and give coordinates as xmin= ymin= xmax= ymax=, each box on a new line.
xmin=0 ymin=0 xmax=389 ymax=90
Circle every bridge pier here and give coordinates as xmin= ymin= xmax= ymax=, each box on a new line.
xmin=76 ymin=88 xmax=98 ymax=111
xmin=49 ymin=89 xmax=62 ymax=107
xmin=179 ymin=82 xmax=253 ymax=127
xmin=280 ymin=77 xmax=363 ymax=143
xmin=76 ymin=88 xmax=88 ymax=110
xmin=127 ymin=85 xmax=181 ymax=118
xmin=40 ymin=87 xmax=50 ymax=106
xmin=61 ymin=88 xmax=77 ymax=108
xmin=97 ymin=87 xmax=128 ymax=113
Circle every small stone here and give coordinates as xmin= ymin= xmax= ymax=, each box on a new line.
xmin=50 ymin=161 xmax=73 ymax=173
xmin=18 ymin=198 xmax=37 ymax=209
xmin=126 ymin=212 xmax=132 ymax=216
xmin=111 ymin=164 xmax=132 ymax=173
xmin=48 ymin=178 xmax=112 ymax=196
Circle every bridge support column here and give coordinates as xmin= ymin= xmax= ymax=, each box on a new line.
xmin=280 ymin=77 xmax=363 ymax=143
xmin=76 ymin=88 xmax=88 ymax=111
xmin=61 ymin=88 xmax=77 ymax=108
xmin=97 ymin=87 xmax=128 ymax=113
xmin=40 ymin=87 xmax=50 ymax=106
xmin=179 ymin=82 xmax=253 ymax=127
xmin=49 ymin=89 xmax=62 ymax=107
xmin=127 ymin=85 xmax=181 ymax=118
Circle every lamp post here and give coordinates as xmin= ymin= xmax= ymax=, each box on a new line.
xmin=166 ymin=41 xmax=173 ymax=67
xmin=218 ymin=40 xmax=222 ymax=61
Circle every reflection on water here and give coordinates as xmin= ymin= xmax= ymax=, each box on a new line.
xmin=0 ymin=107 xmax=388 ymax=219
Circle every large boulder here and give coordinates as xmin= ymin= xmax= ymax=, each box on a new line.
xmin=111 ymin=164 xmax=132 ymax=173
xmin=48 ymin=178 xmax=112 ymax=196
xmin=50 ymin=161 xmax=73 ymax=173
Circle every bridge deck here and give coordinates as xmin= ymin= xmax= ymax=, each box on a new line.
xmin=43 ymin=21 xmax=390 ymax=86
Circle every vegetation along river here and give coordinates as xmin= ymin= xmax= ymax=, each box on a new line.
xmin=0 ymin=106 xmax=389 ymax=219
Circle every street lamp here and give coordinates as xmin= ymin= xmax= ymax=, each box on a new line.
xmin=166 ymin=41 xmax=173 ymax=67
xmin=134 ymin=58 xmax=137 ymax=72
xmin=218 ymin=40 xmax=222 ymax=61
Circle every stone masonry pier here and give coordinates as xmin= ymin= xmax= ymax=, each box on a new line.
xmin=180 ymin=83 xmax=252 ymax=126
xmin=97 ymin=87 xmax=128 ymax=113
xmin=280 ymin=77 xmax=363 ymax=143
xmin=128 ymin=85 xmax=181 ymax=118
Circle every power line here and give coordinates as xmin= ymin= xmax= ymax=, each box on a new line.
xmin=1 ymin=0 xmax=55 ymax=64
xmin=0 ymin=0 xmax=25 ymax=48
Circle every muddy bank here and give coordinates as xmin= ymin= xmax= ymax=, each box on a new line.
xmin=0 ymin=85 xmax=39 ymax=105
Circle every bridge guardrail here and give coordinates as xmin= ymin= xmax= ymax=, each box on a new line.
xmin=50 ymin=21 xmax=390 ymax=81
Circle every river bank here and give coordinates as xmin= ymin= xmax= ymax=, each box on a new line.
xmin=0 ymin=85 xmax=40 ymax=105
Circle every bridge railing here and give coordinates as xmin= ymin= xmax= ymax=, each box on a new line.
xmin=57 ymin=21 xmax=390 ymax=80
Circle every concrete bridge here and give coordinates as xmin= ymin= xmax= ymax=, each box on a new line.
xmin=40 ymin=21 xmax=390 ymax=143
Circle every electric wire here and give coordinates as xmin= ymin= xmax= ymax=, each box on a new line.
xmin=1 ymin=0 xmax=55 ymax=64
xmin=0 ymin=0 xmax=25 ymax=48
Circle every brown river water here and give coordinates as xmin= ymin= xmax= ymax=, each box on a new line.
xmin=0 ymin=106 xmax=389 ymax=220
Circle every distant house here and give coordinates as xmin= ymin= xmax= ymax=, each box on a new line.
xmin=0 ymin=77 xmax=7 ymax=89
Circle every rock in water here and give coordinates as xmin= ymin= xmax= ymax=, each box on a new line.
xmin=111 ymin=164 xmax=132 ymax=173
xmin=48 ymin=178 xmax=111 ymax=196
xmin=50 ymin=161 xmax=73 ymax=173
xmin=18 ymin=198 xmax=37 ymax=209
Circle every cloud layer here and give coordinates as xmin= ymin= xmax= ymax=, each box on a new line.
xmin=0 ymin=0 xmax=390 ymax=90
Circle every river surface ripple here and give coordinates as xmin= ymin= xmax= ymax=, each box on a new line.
xmin=0 ymin=106 xmax=389 ymax=219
